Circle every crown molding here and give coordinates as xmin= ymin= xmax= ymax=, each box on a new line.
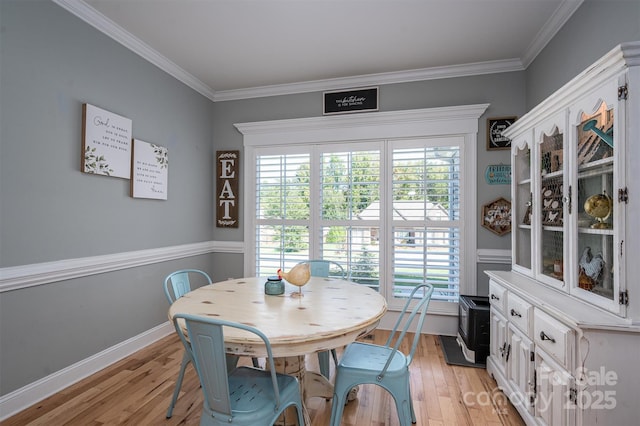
xmin=55 ymin=0 xmax=580 ymax=102
xmin=214 ymin=59 xmax=524 ymax=101
xmin=52 ymin=0 xmax=217 ymax=101
xmin=521 ymin=0 xmax=584 ymax=68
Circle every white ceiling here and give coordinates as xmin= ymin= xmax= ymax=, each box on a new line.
xmin=56 ymin=0 xmax=583 ymax=101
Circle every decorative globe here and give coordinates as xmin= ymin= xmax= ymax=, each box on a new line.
xmin=584 ymin=193 xmax=612 ymax=229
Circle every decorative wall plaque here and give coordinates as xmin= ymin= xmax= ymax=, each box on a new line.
xmin=485 ymin=164 xmax=511 ymax=185
xmin=323 ymin=87 xmax=378 ymax=115
xmin=487 ymin=116 xmax=517 ymax=150
xmin=216 ymin=150 xmax=239 ymax=228
xmin=481 ymin=197 xmax=512 ymax=236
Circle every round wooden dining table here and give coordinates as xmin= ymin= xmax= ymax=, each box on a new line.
xmin=168 ymin=275 xmax=387 ymax=425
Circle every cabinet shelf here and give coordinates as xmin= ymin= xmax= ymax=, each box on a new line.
xmin=541 ymin=170 xmax=563 ymax=180
xmin=577 ymin=226 xmax=613 ymax=235
xmin=578 ymin=157 xmax=613 ymax=173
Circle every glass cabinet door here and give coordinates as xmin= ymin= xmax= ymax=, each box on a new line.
xmin=574 ymin=102 xmax=616 ymax=304
xmin=513 ymin=143 xmax=532 ymax=274
xmin=538 ymin=129 xmax=565 ymax=287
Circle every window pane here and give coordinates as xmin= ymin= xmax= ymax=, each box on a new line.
xmin=321 ymin=151 xmax=380 ymax=220
xmin=392 ymin=146 xmax=460 ymax=220
xmin=393 ymin=226 xmax=460 ymax=301
xmin=256 ymin=153 xmax=311 ymax=275
xmin=319 ymin=225 xmax=380 ymax=290
xmin=318 ymin=149 xmax=381 ymax=290
xmin=257 ymin=154 xmax=310 ymax=220
xmin=392 ymin=145 xmax=461 ymax=302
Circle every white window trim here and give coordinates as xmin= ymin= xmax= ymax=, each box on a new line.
xmin=236 ymin=104 xmax=489 ymax=315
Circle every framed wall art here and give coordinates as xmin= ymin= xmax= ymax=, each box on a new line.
xmin=81 ymin=103 xmax=132 ymax=178
xmin=131 ymin=139 xmax=168 ymax=200
xmin=487 ymin=116 xmax=517 ymax=151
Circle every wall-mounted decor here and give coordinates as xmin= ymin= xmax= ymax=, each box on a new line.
xmin=323 ymin=87 xmax=378 ymax=115
xmin=131 ymin=139 xmax=168 ymax=200
xmin=487 ymin=116 xmax=517 ymax=150
xmin=216 ymin=150 xmax=239 ymax=228
xmin=481 ymin=197 xmax=511 ymax=236
xmin=484 ymin=164 xmax=511 ymax=185
xmin=81 ymin=103 xmax=132 ymax=178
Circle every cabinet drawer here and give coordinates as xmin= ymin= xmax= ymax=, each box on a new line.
xmin=534 ymin=309 xmax=574 ymax=369
xmin=489 ymin=281 xmax=507 ymax=315
xmin=507 ymin=293 xmax=533 ymax=335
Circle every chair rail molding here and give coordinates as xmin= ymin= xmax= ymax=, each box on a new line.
xmin=0 ymin=240 xmax=244 ymax=293
xmin=476 ymin=249 xmax=511 ymax=264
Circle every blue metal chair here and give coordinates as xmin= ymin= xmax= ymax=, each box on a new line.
xmin=163 ymin=269 xmax=259 ymax=419
xmin=329 ymin=284 xmax=434 ymax=426
xmin=302 ymin=260 xmax=345 ymax=380
xmin=173 ymin=313 xmax=305 ymax=426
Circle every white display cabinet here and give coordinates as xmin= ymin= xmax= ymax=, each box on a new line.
xmin=486 ymin=42 xmax=640 ymax=426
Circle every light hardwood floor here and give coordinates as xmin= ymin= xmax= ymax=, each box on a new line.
xmin=2 ymin=331 xmax=524 ymax=426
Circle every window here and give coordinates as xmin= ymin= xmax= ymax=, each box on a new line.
xmin=237 ymin=105 xmax=487 ymax=313
xmin=390 ymin=140 xmax=462 ymax=303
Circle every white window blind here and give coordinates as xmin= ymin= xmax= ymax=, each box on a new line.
xmin=318 ymin=148 xmax=381 ymax=288
xmin=255 ymin=153 xmax=311 ymax=277
xmin=390 ymin=142 xmax=461 ymax=302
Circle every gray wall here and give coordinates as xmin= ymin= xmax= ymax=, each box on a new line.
xmin=0 ymin=1 xmax=216 ymax=395
xmin=212 ymin=75 xmax=525 ymax=242
xmin=1 ymin=0 xmax=638 ymax=400
xmin=526 ymin=0 xmax=640 ymax=109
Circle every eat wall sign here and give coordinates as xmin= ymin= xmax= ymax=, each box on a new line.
xmin=216 ymin=151 xmax=239 ymax=228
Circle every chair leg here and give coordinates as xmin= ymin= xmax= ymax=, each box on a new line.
xmin=166 ymin=350 xmax=190 ymax=419
xmin=389 ymin=380 xmax=414 ymax=426
xmin=331 ymin=348 xmax=339 ymax=367
xmin=295 ymin=401 xmax=306 ymax=426
xmin=318 ymin=351 xmax=331 ymax=379
xmin=409 ymin=382 xmax=416 ymax=424
xmin=251 ymin=357 xmax=261 ymax=368
xmin=329 ymin=381 xmax=351 ymax=426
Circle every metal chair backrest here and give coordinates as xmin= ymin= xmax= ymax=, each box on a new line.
xmin=163 ymin=269 xmax=212 ymax=304
xmin=380 ymin=283 xmax=434 ymax=377
xmin=172 ymin=314 xmax=286 ymax=421
xmin=303 ymin=259 xmax=345 ymax=279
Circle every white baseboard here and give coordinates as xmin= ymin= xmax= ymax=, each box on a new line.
xmin=0 ymin=322 xmax=174 ymax=421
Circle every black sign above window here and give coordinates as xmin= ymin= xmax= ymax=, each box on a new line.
xmin=323 ymin=87 xmax=378 ymax=115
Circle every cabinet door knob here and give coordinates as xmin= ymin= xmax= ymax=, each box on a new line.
xmin=510 ymin=309 xmax=522 ymax=318
xmin=491 ymin=294 xmax=500 ymax=300
xmin=540 ymin=331 xmax=556 ymax=343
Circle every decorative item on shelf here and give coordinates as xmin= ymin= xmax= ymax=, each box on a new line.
xmin=481 ymin=197 xmax=511 ymax=236
xmin=553 ymin=259 xmax=563 ymax=280
xmin=578 ymin=247 xmax=605 ymax=291
xmin=522 ymin=203 xmax=532 ymax=225
xmin=277 ymin=263 xmax=311 ymax=298
xmin=264 ymin=276 xmax=285 ymax=295
xmin=584 ymin=192 xmax=613 ymax=229
xmin=550 ymin=149 xmax=563 ymax=172
xmin=577 ymin=105 xmax=614 ymax=165
xmin=541 ymin=184 xmax=563 ymax=226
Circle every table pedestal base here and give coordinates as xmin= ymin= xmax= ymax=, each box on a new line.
xmin=271 ymin=355 xmax=358 ymax=425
